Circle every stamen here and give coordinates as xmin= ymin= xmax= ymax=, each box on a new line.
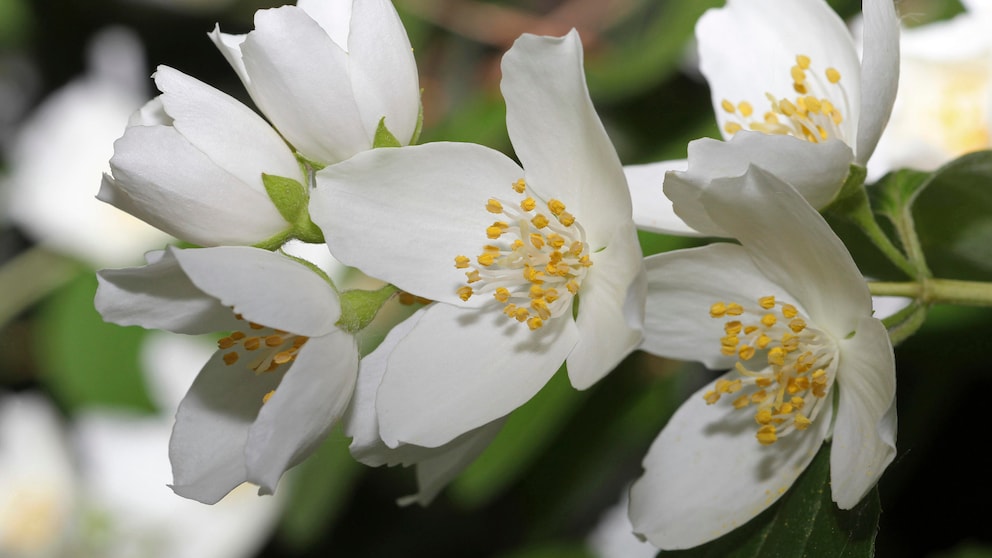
xmin=219 ymin=313 xmax=309 ymax=375
xmin=703 ymin=295 xmax=835 ymax=445
xmin=453 ymin=179 xmax=593 ymax=330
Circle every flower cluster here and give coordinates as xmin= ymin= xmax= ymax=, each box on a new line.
xmin=93 ymin=0 xmax=900 ymax=551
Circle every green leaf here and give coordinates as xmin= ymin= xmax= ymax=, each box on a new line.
xmin=869 ymin=168 xmax=930 ymax=222
xmin=262 ymin=173 xmax=308 ymax=224
xmin=36 ymin=273 xmax=155 ymax=413
xmin=661 ymin=444 xmax=880 ymax=558
xmin=909 ymin=150 xmax=992 ymax=280
xmin=373 ymin=117 xmax=402 ymax=148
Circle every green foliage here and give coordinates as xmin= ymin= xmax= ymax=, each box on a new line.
xmin=661 ymin=445 xmax=880 ymax=558
xmin=36 ymin=273 xmax=155 ymax=413
xmin=336 ymin=285 xmax=399 ymax=335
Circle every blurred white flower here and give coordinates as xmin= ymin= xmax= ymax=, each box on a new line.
xmin=2 ymin=27 xmax=171 ymax=267
xmin=586 ymin=490 xmax=656 ymax=558
xmin=868 ymin=1 xmax=992 ymax=179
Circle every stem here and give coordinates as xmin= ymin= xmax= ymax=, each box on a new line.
xmin=869 ymin=278 xmax=992 ymax=307
xmin=0 ymin=247 xmax=81 ymax=327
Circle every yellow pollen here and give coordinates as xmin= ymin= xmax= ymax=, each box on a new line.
xmin=738 ymin=101 xmax=753 ymax=118
xmin=789 ymin=318 xmax=807 ymax=333
xmin=826 ymin=67 xmax=841 ymax=84
xmin=733 ymin=395 xmax=750 ymax=409
xmin=521 ymin=197 xmax=536 ymax=211
xmin=457 ymin=286 xmax=473 ymax=301
xmin=782 ymin=304 xmax=798 ymax=318
xmin=486 ymin=199 xmax=503 ymax=213
xmin=548 ymin=199 xmax=566 ymax=216
xmin=559 ymin=212 xmax=576 ymax=227
xmin=739 ymin=345 xmax=756 ymax=360
xmin=486 ymin=224 xmax=505 ymax=239
xmin=532 ymin=214 xmax=550 ymax=229
xmin=262 ymin=390 xmax=276 ymax=404
xmin=494 ymin=287 xmax=510 ymax=303
xmin=478 ymin=253 xmax=496 ymax=266
xmin=466 ymin=270 xmax=481 ymax=283
xmin=755 ymin=408 xmax=773 ymax=425
xmin=527 ymin=316 xmax=543 ymax=330
xmin=454 ymin=255 xmax=470 ymax=269
xmin=710 ymin=302 xmax=728 ymax=318
xmin=726 ymin=303 xmax=744 ymax=316
xmin=761 ymin=313 xmax=777 ymax=327
xmin=725 ymin=321 xmax=742 ymax=334
xmin=756 ymin=425 xmax=778 ymax=445
xmin=512 ymin=179 xmax=526 ymax=193
xmin=796 ymin=54 xmax=811 ymax=69
xmin=790 ymin=65 xmax=806 ymax=84
xmin=758 ymin=296 xmax=775 ymax=309
xmin=725 ymin=122 xmax=744 ymax=135
xmin=794 ymin=415 xmax=812 ymax=430
xmin=704 ymin=390 xmax=720 ymax=405
xmin=721 ymin=99 xmax=736 ymax=113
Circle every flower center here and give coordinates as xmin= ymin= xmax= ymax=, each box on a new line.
xmin=453 ymin=178 xmax=593 ymax=331
xmin=217 ymin=313 xmax=309 ymax=403
xmin=720 ymin=54 xmax=849 ymax=145
xmin=705 ymin=295 xmax=836 ymax=445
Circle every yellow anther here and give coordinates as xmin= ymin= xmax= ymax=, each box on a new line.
xmin=531 ymin=214 xmax=550 ymax=229
xmin=265 ymin=335 xmax=284 ymax=347
xmin=710 ymin=302 xmax=728 ymax=318
xmin=756 ymin=333 xmax=771 ymax=349
xmin=791 ymin=396 xmax=805 ymax=409
xmin=756 ymin=425 xmax=778 ymax=445
xmin=725 ymin=321 xmax=743 ymax=335
xmin=739 ymin=345 xmax=756 ymax=360
xmin=544 ymin=288 xmax=559 ymax=303
xmin=761 ymin=313 xmax=777 ymax=327
xmin=466 ymin=270 xmax=481 ymax=283
xmin=527 ymin=316 xmax=544 ymax=330
xmin=755 ymin=376 xmax=773 ymax=388
xmin=768 ymin=347 xmax=786 ymax=366
xmin=780 ymin=99 xmax=797 ymax=116
xmin=726 ymin=303 xmax=744 ymax=316
xmin=793 ymin=82 xmax=808 ymax=95
xmin=244 ymin=337 xmax=261 ymax=351
xmin=528 ymin=284 xmax=545 ymax=299
xmin=721 ymin=99 xmax=736 ymax=113
xmin=724 ymin=122 xmax=744 ymax=135
xmin=733 ymin=395 xmax=750 ymax=409
xmin=529 ymin=233 xmax=545 ymax=249
xmin=524 ymin=266 xmax=544 ymax=283
xmin=758 ymin=296 xmax=775 ymax=309
xmin=547 ymin=234 xmax=565 ymax=249
xmin=796 ymin=54 xmax=811 ymax=69
xmin=223 ymin=352 xmax=239 ymax=365
xmin=805 ymin=96 xmax=822 ymax=113
xmin=486 ymin=225 xmax=505 ymax=239
xmin=566 ymin=280 xmax=580 ymax=294
xmin=486 ymin=199 xmax=503 ymax=213
xmin=218 ymin=337 xmax=235 ymax=349
xmin=755 ymin=408 xmax=773 ymax=425
xmin=782 ymin=304 xmax=798 ymax=318
xmin=521 ymin=197 xmax=536 ymax=211
xmin=569 ymin=241 xmax=584 ymax=256
xmin=454 ymin=255 xmax=470 ymax=269
xmin=704 ymin=390 xmax=721 ymax=405
xmin=477 ymin=253 xmax=496 ymax=266
xmin=559 ymin=212 xmax=576 ymax=227
xmin=494 ymin=287 xmax=510 ymax=303
xmin=790 ymin=65 xmax=806 ymax=84
xmin=548 ymin=199 xmax=566 ymax=216
xmin=744 ymin=325 xmax=759 ymax=335
xmin=738 ymin=101 xmax=754 ymax=117
xmin=273 ymin=350 xmax=295 ymax=365
xmin=721 ymin=335 xmax=740 ymax=348
xmin=751 ymin=390 xmax=768 ymax=404
xmin=789 ymin=318 xmax=807 ymax=333
xmin=512 ymin=179 xmax=526 ymax=193
xmin=248 ymin=322 xmax=264 ymax=330
xmin=825 ymin=67 xmax=841 ymax=84
xmin=513 ymin=307 xmax=530 ymax=322
xmin=794 ymin=415 xmax=812 ymax=430
xmin=262 ymin=390 xmax=276 ymax=404
xmin=457 ymin=286 xmax=473 ymax=301
xmin=230 ymin=331 xmax=245 ymax=341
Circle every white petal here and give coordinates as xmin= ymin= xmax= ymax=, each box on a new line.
xmin=241 ymin=6 xmax=368 ymax=164
xmin=312 ymin=142 xmax=523 ymax=306
xmin=501 ymin=30 xmax=630 ymax=243
xmin=172 ymin=246 xmax=340 ymax=337
xmin=830 ymin=316 xmax=896 ymax=508
xmin=95 ymin=249 xmax=241 ymax=334
xmin=664 ymin=133 xmax=853 ymax=237
xmin=629 ymin=370 xmax=832 ymax=549
xmin=641 ymin=244 xmax=785 ymax=369
xmin=246 ymin=330 xmax=358 ymax=494
xmin=348 ymin=0 xmax=420 ymax=146
xmin=567 ymin=223 xmax=644 ymax=389
xmin=399 ymin=419 xmax=504 ymax=507
xmin=855 ymin=0 xmax=900 ymax=164
xmin=102 ymin=126 xmax=288 ymax=246
xmin=154 ymin=66 xmax=301 ymax=191
xmin=624 ymin=160 xmax=703 ymax=236
xmin=170 ymin=350 xmax=282 ymax=504
xmin=700 ymin=166 xmax=872 ymax=336
xmin=297 ymin=0 xmax=351 ymax=47
xmin=697 ymin=0 xmax=861 ymax=145
xmin=376 ymin=302 xmax=579 ymax=448
xmin=208 ymin=27 xmax=249 ymax=86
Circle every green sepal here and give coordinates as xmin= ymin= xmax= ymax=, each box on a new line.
xmin=263 ymin=173 xmax=308 ymax=224
xmin=879 ymin=299 xmax=928 ymax=346
xmin=409 ymin=94 xmax=424 ymax=145
xmin=372 ymin=117 xmax=402 ymax=148
xmin=336 ymin=284 xmax=399 ymax=334
xmin=660 ymin=444 xmax=880 ymax=558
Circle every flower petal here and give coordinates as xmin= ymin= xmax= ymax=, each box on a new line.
xmin=697 ymin=0 xmax=861 ymax=145
xmin=624 ymin=160 xmax=703 ymax=236
xmin=348 ymin=0 xmax=420 ymax=146
xmin=297 ymin=0 xmax=351 ymax=46
xmin=855 ymin=0 xmax=900 ymax=165
xmin=830 ymin=316 xmax=896 ymax=508
xmin=700 ymin=165 xmax=872 ymax=336
xmin=376 ymin=302 xmax=579 ymax=448
xmin=567 ymin=222 xmax=644 ymax=389
xmin=246 ymin=329 xmax=358 ymax=494
xmin=101 ymin=126 xmax=288 ymax=246
xmin=311 ymin=142 xmax=523 ymax=306
xmin=208 ymin=27 xmax=249 ymax=86
xmin=172 ymin=246 xmax=340 ymax=337
xmin=153 ymin=65 xmax=301 ymax=191
xmin=629 ymin=370 xmax=832 ymax=549
xmin=96 ymin=249 xmax=241 ymax=335
xmin=241 ymin=6 xmax=368 ymax=164
xmin=640 ymin=243 xmax=785 ymax=369
xmin=170 ymin=350 xmax=282 ymax=504
xmin=501 ymin=30 xmax=630 ymax=243
xmin=664 ymin=133 xmax=853 ymax=237
xmin=398 ymin=419 xmax=505 ymax=507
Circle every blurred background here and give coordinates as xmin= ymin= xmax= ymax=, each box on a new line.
xmin=1 ymin=0 xmax=990 ymax=556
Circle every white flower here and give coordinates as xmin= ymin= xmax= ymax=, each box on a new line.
xmin=310 ymin=30 xmax=645 ymax=448
xmin=0 ymin=393 xmax=75 ymax=558
xmin=95 ymin=245 xmax=358 ymax=503
xmin=628 ymin=165 xmax=896 ymax=549
xmin=210 ymin=0 xmax=421 ymax=166
xmin=626 ymin=0 xmax=899 ymax=237
xmin=868 ymin=1 xmax=992 ymax=179
xmin=1 ymin=27 xmax=171 ymax=267
xmin=98 ymin=65 xmax=302 ymax=247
